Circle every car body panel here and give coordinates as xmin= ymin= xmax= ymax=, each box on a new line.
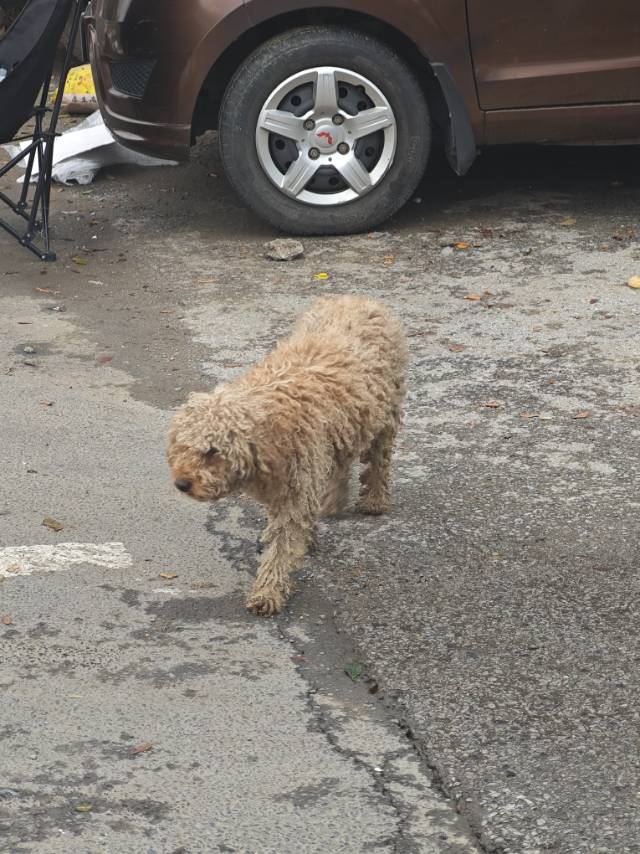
xmin=87 ymin=0 xmax=253 ymax=159
xmin=243 ymin=0 xmax=483 ymax=136
xmin=86 ymin=0 xmax=640 ymax=164
xmin=486 ymin=102 xmax=640 ymax=146
xmin=468 ymin=0 xmax=640 ymax=110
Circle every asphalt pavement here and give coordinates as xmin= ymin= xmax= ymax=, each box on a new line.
xmin=1 ymin=135 xmax=639 ymax=853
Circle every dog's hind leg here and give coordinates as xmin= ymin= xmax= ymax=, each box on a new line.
xmin=246 ymin=507 xmax=316 ymax=616
xmin=357 ymin=420 xmax=398 ymax=515
xmin=321 ymin=460 xmax=351 ymax=517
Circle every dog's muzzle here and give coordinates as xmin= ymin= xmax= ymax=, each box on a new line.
xmin=174 ymin=478 xmax=192 ymax=493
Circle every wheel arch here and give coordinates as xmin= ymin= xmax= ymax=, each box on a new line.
xmin=191 ymin=7 xmax=477 ymax=175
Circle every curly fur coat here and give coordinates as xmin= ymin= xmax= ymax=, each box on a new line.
xmin=167 ymin=295 xmax=407 ymax=615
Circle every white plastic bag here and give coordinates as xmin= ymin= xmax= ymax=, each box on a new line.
xmin=3 ymin=111 xmax=177 ymax=185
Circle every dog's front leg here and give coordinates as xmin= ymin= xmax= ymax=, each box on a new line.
xmin=246 ymin=512 xmax=315 ymax=616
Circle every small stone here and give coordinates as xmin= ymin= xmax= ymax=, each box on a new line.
xmin=264 ymin=239 xmax=304 ymax=262
xmin=23 ymin=346 xmax=36 ymax=354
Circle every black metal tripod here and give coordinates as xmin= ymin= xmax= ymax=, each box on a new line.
xmin=0 ymin=0 xmax=87 ymax=261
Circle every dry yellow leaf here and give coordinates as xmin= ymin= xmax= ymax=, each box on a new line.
xmin=464 ymin=294 xmax=482 ymax=301
xmin=74 ymin=803 xmax=93 ymax=813
xmin=42 ymin=516 xmax=64 ymax=531
xmin=1 ymin=615 xmax=12 ymax=626
xmin=574 ymin=411 xmax=591 ymax=419
xmin=382 ymin=255 xmax=395 ymax=266
xmin=159 ymin=572 xmax=178 ymax=579
xmin=627 ymin=276 xmax=640 ymax=289
xmin=560 ymin=217 xmax=577 ymax=226
xmin=454 ymin=241 xmax=471 ymax=250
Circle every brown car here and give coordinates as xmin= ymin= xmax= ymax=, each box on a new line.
xmin=84 ymin=1 xmax=640 ymax=234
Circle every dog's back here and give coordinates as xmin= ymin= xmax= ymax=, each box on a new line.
xmin=288 ymin=296 xmax=407 ymax=387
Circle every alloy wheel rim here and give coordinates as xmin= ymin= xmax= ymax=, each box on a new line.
xmin=255 ymin=66 xmax=397 ymax=206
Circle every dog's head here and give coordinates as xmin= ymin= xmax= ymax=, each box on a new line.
xmin=167 ymin=390 xmax=257 ymax=503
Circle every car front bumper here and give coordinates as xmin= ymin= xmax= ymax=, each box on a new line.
xmin=84 ymin=2 xmax=192 ymax=161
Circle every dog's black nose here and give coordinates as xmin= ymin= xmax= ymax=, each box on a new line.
xmin=174 ymin=478 xmax=192 ymax=493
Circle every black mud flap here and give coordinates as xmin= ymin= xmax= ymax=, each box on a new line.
xmin=429 ymin=61 xmax=477 ymax=176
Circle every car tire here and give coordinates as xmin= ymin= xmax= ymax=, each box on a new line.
xmin=218 ymin=26 xmax=431 ymax=235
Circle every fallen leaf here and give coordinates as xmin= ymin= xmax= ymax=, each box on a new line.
xmin=1 ymin=615 xmax=12 ymax=626
xmin=197 ymin=277 xmax=216 ymax=284
xmin=464 ymin=293 xmax=482 ymax=301
xmin=483 ymin=401 xmax=500 ymax=409
xmin=344 ymin=662 xmax=363 ymax=682
xmin=97 ymin=355 xmax=113 ymax=364
xmin=313 ymin=272 xmax=331 ymax=281
xmin=6 ymin=564 xmax=22 ymax=573
xmin=560 ymin=217 xmax=577 ymax=226
xmin=454 ymin=241 xmax=471 ymax=250
xmin=71 ymin=256 xmax=88 ymax=265
xmin=42 ymin=516 xmax=64 ymax=531
xmin=74 ymin=803 xmax=93 ymax=813
xmin=382 ymin=255 xmax=395 ymax=265
xmin=574 ymin=411 xmax=591 ymax=419
xmin=159 ymin=309 xmax=174 ymax=315
xmin=159 ymin=572 xmax=178 ymax=580
xmin=520 ymin=412 xmax=540 ymax=419
xmin=35 ymin=287 xmax=61 ymax=295
xmin=448 ymin=343 xmax=466 ymax=352
xmin=627 ymin=276 xmax=640 ymax=289
xmin=131 ymin=742 xmax=153 ymax=755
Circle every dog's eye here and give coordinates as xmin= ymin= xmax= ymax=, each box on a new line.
xmin=205 ymin=447 xmax=219 ymax=457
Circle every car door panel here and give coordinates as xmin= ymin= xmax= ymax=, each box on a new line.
xmin=467 ymin=0 xmax=640 ymax=109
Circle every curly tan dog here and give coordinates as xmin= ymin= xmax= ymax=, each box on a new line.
xmin=167 ymin=295 xmax=407 ymax=615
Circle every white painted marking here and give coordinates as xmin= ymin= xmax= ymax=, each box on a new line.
xmin=0 ymin=542 xmax=132 ymax=579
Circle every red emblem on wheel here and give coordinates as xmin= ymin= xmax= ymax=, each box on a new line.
xmin=317 ymin=130 xmax=334 ymax=145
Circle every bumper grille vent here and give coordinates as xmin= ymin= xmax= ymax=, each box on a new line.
xmin=110 ymin=59 xmax=155 ymax=99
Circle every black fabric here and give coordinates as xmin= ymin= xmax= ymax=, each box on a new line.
xmin=0 ymin=0 xmax=73 ymax=142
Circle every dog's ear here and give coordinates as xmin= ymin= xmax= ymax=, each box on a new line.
xmin=217 ymin=430 xmax=256 ymax=480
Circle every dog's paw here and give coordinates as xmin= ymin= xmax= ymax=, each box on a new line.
xmin=246 ymin=588 xmax=286 ymax=617
xmin=357 ymin=497 xmax=391 ymax=516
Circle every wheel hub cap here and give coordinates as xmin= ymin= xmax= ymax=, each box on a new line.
xmin=255 ymin=66 xmax=398 ymax=207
